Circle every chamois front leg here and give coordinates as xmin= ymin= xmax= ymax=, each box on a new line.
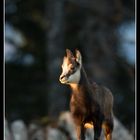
xmin=75 ymin=124 xmax=86 ymax=140
xmin=72 ymin=116 xmax=86 ymax=140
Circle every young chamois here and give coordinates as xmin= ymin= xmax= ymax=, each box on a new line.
xmin=59 ymin=49 xmax=114 ymax=140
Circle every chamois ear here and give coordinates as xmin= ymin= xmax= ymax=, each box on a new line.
xmin=75 ymin=49 xmax=82 ymax=66
xmin=66 ymin=49 xmax=74 ymax=58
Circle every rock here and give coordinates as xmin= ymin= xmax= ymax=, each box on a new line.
xmin=58 ymin=111 xmax=77 ymax=140
xmin=45 ymin=126 xmax=67 ymax=140
xmin=112 ymin=117 xmax=134 ymax=140
xmin=58 ymin=111 xmax=134 ymax=140
xmin=28 ymin=123 xmax=45 ymax=140
xmin=11 ymin=120 xmax=28 ymax=140
xmin=7 ymin=112 xmax=134 ymax=140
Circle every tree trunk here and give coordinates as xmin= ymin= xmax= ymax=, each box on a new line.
xmin=45 ymin=0 xmax=69 ymax=118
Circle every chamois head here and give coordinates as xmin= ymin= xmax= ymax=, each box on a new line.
xmin=59 ymin=49 xmax=82 ymax=84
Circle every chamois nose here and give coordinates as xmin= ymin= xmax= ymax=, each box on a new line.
xmin=59 ymin=75 xmax=65 ymax=81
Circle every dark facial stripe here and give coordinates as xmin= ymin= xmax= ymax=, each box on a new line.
xmin=65 ymin=68 xmax=77 ymax=78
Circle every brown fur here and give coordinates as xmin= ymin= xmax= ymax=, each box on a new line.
xmin=59 ymin=49 xmax=114 ymax=140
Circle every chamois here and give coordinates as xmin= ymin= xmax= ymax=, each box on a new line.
xmin=59 ymin=49 xmax=114 ymax=140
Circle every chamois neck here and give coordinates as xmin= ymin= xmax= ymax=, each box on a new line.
xmin=70 ymin=66 xmax=93 ymax=94
xmin=81 ymin=66 xmax=96 ymax=94
xmin=69 ymin=83 xmax=79 ymax=91
xmin=80 ymin=67 xmax=90 ymax=85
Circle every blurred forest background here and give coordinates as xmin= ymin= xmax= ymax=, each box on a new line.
xmin=5 ymin=0 xmax=135 ymax=138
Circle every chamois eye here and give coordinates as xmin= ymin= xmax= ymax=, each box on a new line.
xmin=69 ymin=64 xmax=74 ymax=70
xmin=76 ymin=62 xmax=80 ymax=67
xmin=71 ymin=67 xmax=74 ymax=70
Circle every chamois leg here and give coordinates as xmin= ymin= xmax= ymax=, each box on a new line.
xmin=76 ymin=124 xmax=86 ymax=140
xmin=81 ymin=124 xmax=86 ymax=140
xmin=104 ymin=125 xmax=112 ymax=140
xmin=94 ymin=122 xmax=102 ymax=140
xmin=105 ymin=133 xmax=112 ymax=140
xmin=104 ymin=119 xmax=113 ymax=140
xmin=76 ymin=125 xmax=81 ymax=140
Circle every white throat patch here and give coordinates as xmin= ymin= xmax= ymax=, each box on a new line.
xmin=67 ymin=69 xmax=81 ymax=84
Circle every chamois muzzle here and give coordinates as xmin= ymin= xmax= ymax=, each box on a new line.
xmin=59 ymin=74 xmax=68 ymax=84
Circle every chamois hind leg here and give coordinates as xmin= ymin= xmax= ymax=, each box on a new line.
xmin=103 ymin=119 xmax=113 ymax=140
xmin=94 ymin=121 xmax=102 ymax=140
